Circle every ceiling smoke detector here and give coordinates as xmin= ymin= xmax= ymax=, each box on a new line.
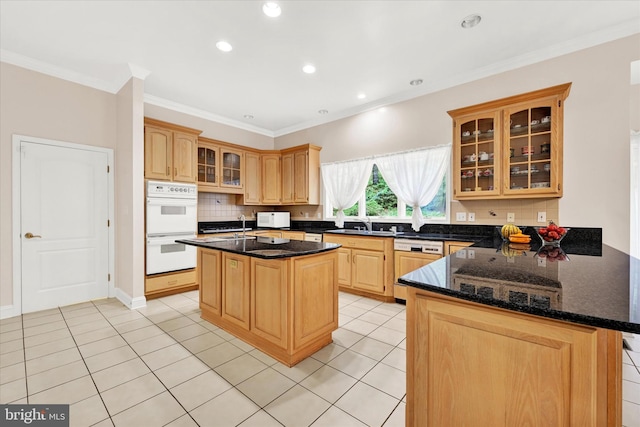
xmin=302 ymin=64 xmax=316 ymax=74
xmin=263 ymin=2 xmax=281 ymax=18
xmin=461 ymin=14 xmax=481 ymax=29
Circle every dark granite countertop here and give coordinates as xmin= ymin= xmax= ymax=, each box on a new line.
xmin=399 ymin=242 xmax=640 ymax=333
xmin=177 ymin=236 xmax=340 ymax=259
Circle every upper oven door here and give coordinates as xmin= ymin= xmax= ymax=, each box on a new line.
xmin=146 ymin=198 xmax=197 ymax=236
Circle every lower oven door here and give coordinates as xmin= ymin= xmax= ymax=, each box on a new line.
xmin=146 ymin=234 xmax=196 ymax=275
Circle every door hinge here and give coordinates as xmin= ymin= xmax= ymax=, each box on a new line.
xmin=107 ymin=219 xmax=110 ymax=227
xmin=558 ymin=100 xmax=561 ymax=107
xmin=383 ymin=255 xmax=386 ymax=261
xmin=107 ymin=165 xmax=110 ymax=173
xmin=108 ymin=273 xmax=111 ymax=282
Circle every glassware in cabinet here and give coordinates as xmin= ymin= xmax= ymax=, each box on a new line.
xmin=455 ymin=114 xmax=499 ymax=197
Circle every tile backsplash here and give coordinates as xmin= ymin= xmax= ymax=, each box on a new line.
xmin=197 ymin=193 xmax=324 ymax=221
xmin=451 ymin=198 xmax=560 ymax=226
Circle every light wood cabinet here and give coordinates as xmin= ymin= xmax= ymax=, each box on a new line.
xmin=448 ymin=83 xmax=571 ymax=200
xmin=261 ymin=153 xmax=281 ymax=204
xmin=251 ymin=257 xmax=288 ymax=348
xmin=406 ymin=288 xmax=621 ymax=427
xmin=199 ymin=248 xmax=221 ymax=316
xmin=198 ymin=137 xmax=245 ymax=194
xmin=281 ymin=145 xmax=321 ymax=205
xmin=323 ymin=234 xmax=394 ymax=301
xmin=198 ymin=248 xmax=339 ymax=366
xmin=221 ymin=252 xmax=251 ymax=330
xmin=393 ymin=251 xmax=442 ymax=301
xmin=220 ymin=147 xmax=244 ymax=190
xmin=145 ymin=269 xmax=197 ymax=297
xmin=243 ymin=151 xmax=261 ymax=204
xmin=282 ymin=231 xmax=305 ymax=241
xmin=444 ymin=240 xmax=474 ymax=255
xmin=144 ymin=119 xmax=200 ymax=183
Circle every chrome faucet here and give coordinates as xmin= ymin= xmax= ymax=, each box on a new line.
xmin=360 ymin=217 xmax=373 ymax=233
xmin=239 ymin=215 xmax=246 ymax=239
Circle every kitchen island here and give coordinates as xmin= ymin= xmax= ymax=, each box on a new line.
xmin=399 ymin=242 xmax=639 ymax=426
xmin=177 ymin=236 xmax=340 ymax=366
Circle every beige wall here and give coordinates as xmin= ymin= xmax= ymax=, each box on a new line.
xmin=115 ymin=77 xmax=146 ymax=305
xmin=0 ymin=62 xmax=117 ymax=312
xmin=276 ymin=34 xmax=640 ymax=253
xmin=144 ymin=104 xmax=274 ymax=150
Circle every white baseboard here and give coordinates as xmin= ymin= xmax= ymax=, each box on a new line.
xmin=115 ymin=288 xmax=147 ymax=310
xmin=0 ymin=304 xmax=20 ymax=320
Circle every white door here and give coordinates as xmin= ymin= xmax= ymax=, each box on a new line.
xmin=20 ymin=141 xmax=110 ymax=313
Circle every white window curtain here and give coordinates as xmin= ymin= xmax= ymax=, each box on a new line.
xmin=321 ymin=158 xmax=373 ymax=227
xmin=375 ymin=144 xmax=451 ymax=231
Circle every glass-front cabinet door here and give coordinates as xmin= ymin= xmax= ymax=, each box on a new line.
xmin=220 ymin=148 xmax=244 ymax=189
xmin=454 ymin=112 xmax=501 ymax=198
xmin=197 ymin=145 xmax=219 ymax=190
xmin=504 ymin=99 xmax=560 ymax=197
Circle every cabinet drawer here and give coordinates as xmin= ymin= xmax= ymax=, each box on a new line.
xmin=323 ymin=234 xmax=385 ymax=251
xmin=146 ymin=270 xmax=196 ymax=293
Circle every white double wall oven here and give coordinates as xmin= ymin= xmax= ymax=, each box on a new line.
xmin=146 ymin=180 xmax=197 ymax=275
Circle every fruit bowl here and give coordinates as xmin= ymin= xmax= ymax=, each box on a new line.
xmin=535 ymin=222 xmax=569 ymax=247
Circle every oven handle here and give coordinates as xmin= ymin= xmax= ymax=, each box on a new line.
xmin=147 ymin=198 xmax=197 ymax=206
xmin=147 ymin=236 xmax=195 ymax=245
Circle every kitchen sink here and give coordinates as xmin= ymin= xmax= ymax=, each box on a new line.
xmin=218 ymin=235 xmax=257 ymax=240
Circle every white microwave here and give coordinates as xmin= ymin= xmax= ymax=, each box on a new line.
xmin=257 ymin=212 xmax=290 ymax=228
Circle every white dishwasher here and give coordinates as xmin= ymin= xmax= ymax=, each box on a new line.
xmin=393 ymin=239 xmax=443 ymax=301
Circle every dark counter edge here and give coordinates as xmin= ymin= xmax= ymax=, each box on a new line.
xmin=398 ymin=275 xmax=640 ymax=334
xmin=176 ymin=239 xmax=341 ymax=259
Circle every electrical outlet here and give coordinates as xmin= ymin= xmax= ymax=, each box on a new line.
xmin=507 ymin=212 xmax=515 ymax=223
xmin=537 ymin=211 xmax=546 ymax=223
xmin=468 ymin=212 xmax=475 ymax=222
xmin=468 ymin=250 xmax=475 ymax=259
xmin=537 ymin=257 xmax=547 ymax=267
xmin=456 ymin=212 xmax=467 ymax=221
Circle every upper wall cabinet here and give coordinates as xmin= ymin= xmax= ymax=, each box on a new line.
xmin=281 ymin=145 xmax=321 ymax=205
xmin=197 ymin=137 xmax=245 ymax=194
xmin=144 ymin=118 xmax=200 ymax=183
xmin=448 ymin=83 xmax=571 ymax=200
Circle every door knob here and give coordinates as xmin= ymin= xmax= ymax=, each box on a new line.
xmin=24 ymin=232 xmax=42 ymax=239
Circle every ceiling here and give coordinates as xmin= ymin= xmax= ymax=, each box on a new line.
xmin=1 ymin=1 xmax=639 ymax=137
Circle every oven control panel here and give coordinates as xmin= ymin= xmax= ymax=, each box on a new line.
xmin=147 ymin=180 xmax=197 ymax=198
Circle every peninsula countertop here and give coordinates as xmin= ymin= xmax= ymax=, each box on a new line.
xmin=398 ymin=242 xmax=640 ymax=333
xmin=176 ymin=236 xmax=340 ymax=259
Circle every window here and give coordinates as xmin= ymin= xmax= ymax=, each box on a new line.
xmin=329 ymin=163 xmax=447 ymax=221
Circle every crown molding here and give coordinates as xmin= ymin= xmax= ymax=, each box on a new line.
xmin=143 ymin=94 xmax=275 ymax=138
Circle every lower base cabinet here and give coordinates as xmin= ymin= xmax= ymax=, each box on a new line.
xmin=406 ymin=288 xmax=622 ymax=426
xmin=198 ymin=248 xmax=339 ymax=366
xmin=145 ymin=269 xmax=197 ymax=298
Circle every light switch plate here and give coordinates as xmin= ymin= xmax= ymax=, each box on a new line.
xmin=537 ymin=211 xmax=546 ymax=223
xmin=456 ymin=212 xmax=467 ymax=221
xmin=507 ymin=212 xmax=515 ymax=223
xmin=468 ymin=250 xmax=475 ymax=259
xmin=468 ymin=212 xmax=475 ymax=222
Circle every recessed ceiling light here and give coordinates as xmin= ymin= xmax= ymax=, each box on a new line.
xmin=215 ymin=40 xmax=233 ymax=52
xmin=243 ymin=114 xmax=254 ymax=119
xmin=357 ymin=93 xmax=366 ymax=100
xmin=303 ymin=64 xmax=316 ymax=74
xmin=461 ymin=14 xmax=481 ymax=29
xmin=410 ymin=79 xmax=423 ymax=86
xmin=318 ymin=109 xmax=329 ymax=115
xmin=263 ymin=2 xmax=281 ymax=18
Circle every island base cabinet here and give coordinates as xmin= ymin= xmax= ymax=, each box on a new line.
xmin=198 ymin=248 xmax=338 ymax=367
xmin=406 ymin=288 xmax=621 ymax=427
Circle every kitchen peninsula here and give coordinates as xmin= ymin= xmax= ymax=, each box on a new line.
xmin=177 ymin=236 xmax=340 ymax=367
xmin=399 ymin=242 xmax=639 ymax=426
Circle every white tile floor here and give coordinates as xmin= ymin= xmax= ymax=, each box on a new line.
xmin=0 ymin=291 xmax=639 ymax=427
